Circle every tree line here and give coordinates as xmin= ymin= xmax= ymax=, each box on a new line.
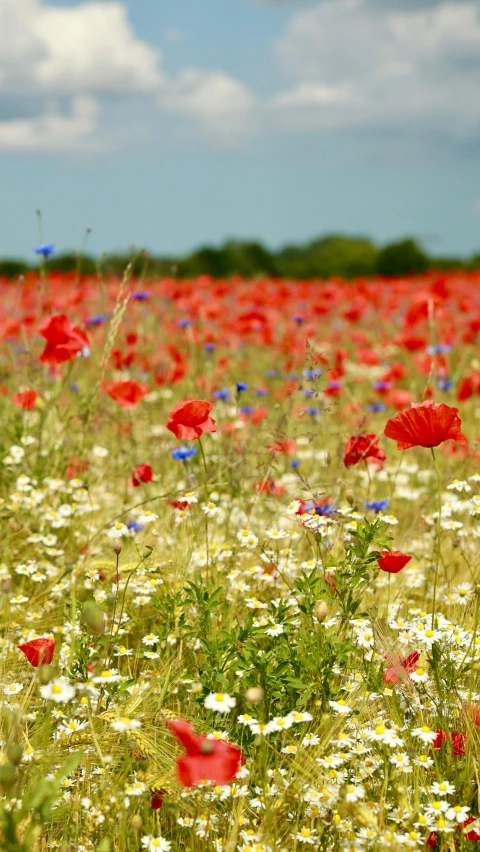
xmin=1 ymin=235 xmax=479 ymax=280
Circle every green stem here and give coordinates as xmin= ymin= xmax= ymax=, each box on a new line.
xmin=430 ymin=447 xmax=442 ymax=628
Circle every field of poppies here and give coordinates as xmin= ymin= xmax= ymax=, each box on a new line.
xmin=2 ymin=266 xmax=480 ymax=851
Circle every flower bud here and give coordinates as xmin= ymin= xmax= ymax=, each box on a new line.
xmin=130 ymin=814 xmax=143 ymax=832
xmin=6 ymin=744 xmax=23 ymax=766
xmin=244 ymin=686 xmax=264 ymax=704
xmin=113 ymin=540 xmax=122 ymax=555
xmin=82 ymin=599 xmax=106 ymax=635
xmin=37 ymin=664 xmax=54 ymax=685
xmin=314 ymin=600 xmax=329 ymax=622
xmin=142 ymin=545 xmax=153 ymax=559
xmin=0 ymin=763 xmax=16 ymax=791
xmin=345 ymin=488 xmax=356 ymax=507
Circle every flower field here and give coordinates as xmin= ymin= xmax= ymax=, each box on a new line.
xmin=3 ymin=267 xmax=480 ymax=851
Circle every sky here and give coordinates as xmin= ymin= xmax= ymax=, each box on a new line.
xmin=1 ymin=0 xmax=480 ymax=260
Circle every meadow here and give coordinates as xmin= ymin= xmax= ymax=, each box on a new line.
xmin=1 ymin=264 xmax=480 ymax=851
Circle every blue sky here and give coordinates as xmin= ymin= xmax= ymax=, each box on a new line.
xmin=1 ymin=0 xmax=480 ymax=260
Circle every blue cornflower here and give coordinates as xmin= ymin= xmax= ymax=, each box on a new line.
xmin=85 ymin=315 xmax=107 ymax=327
xmin=315 ymin=503 xmax=336 ymax=517
xmin=367 ymin=403 xmax=386 ymax=413
xmin=303 ymin=388 xmax=315 ymax=398
xmin=178 ymin=319 xmax=193 ymax=328
xmin=326 ymin=381 xmax=342 ymax=391
xmin=438 ymin=378 xmax=453 ymax=391
xmin=35 ymin=243 xmax=55 ymax=258
xmin=365 ymin=499 xmax=389 ymax=513
xmin=240 ymin=406 xmax=253 ymax=415
xmin=293 ymin=314 xmax=305 ymax=324
xmin=70 ymin=383 xmax=79 ymax=392
xmin=236 ymin=382 xmax=248 ymax=393
xmin=304 ymin=368 xmax=322 ymax=380
xmin=204 ymin=342 xmax=215 ymax=351
xmin=133 ymin=291 xmax=151 ymax=301
xmin=256 ymin=388 xmax=269 ymax=397
xmin=426 ymin=344 xmax=452 ymax=355
xmin=288 ymin=372 xmax=299 ymax=381
xmin=127 ymin=520 xmax=144 ymax=532
xmin=290 ymin=460 xmax=301 ymax=469
xmin=213 ymin=388 xmax=230 ymax=401
xmin=305 ymin=406 xmax=319 ymax=417
xmin=171 ymin=446 xmax=197 ymax=461
xmin=372 ymin=381 xmax=391 ymax=391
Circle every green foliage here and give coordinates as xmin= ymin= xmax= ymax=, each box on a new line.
xmin=2 ymin=235 xmax=477 ymax=280
xmin=376 ymin=238 xmax=429 ymax=276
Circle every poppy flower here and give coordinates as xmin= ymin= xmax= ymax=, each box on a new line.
xmin=131 ymin=463 xmax=153 ymax=487
xmin=384 ymin=400 xmax=467 ymax=450
xmin=459 ymin=817 xmax=480 ymax=841
xmin=104 ymin=380 xmax=150 ymax=409
xmin=343 ymin=433 xmax=386 ymax=468
xmin=150 ymin=791 xmax=165 ymax=810
xmin=13 ymin=389 xmax=38 ymax=410
xmin=450 ymin=730 xmax=466 ymax=756
xmin=382 ymin=650 xmax=419 ymax=685
xmin=166 ymin=399 xmax=216 ymax=440
xmin=166 ymin=718 xmax=244 ymax=787
xmin=426 ymin=831 xmax=437 ymax=849
xmin=38 ymin=314 xmax=89 ymax=365
xmin=253 ymin=480 xmax=285 ymax=497
xmin=377 ymin=550 xmax=412 ymax=574
xmin=433 ymin=728 xmax=448 ymax=750
xmin=18 ymin=638 xmax=56 ymax=667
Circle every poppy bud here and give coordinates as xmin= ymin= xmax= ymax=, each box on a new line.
xmin=244 ymin=686 xmax=264 ymax=704
xmin=37 ymin=664 xmax=54 ymax=685
xmin=314 ymin=601 xmax=328 ymax=622
xmin=0 ymin=763 xmax=16 ymax=791
xmin=82 ymin=600 xmax=106 ymax=635
xmin=113 ymin=540 xmax=122 ymax=555
xmin=130 ymin=814 xmax=143 ymax=832
xmin=345 ymin=488 xmax=356 ymax=506
xmin=142 ymin=545 xmax=153 ymax=559
xmin=6 ymin=744 xmax=23 ymax=766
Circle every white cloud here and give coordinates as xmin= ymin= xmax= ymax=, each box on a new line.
xmin=158 ymin=70 xmax=257 ymax=146
xmin=0 ymin=0 xmax=256 ymax=151
xmin=272 ymin=0 xmax=480 ymax=135
xmin=0 ymin=0 xmax=163 ymax=95
xmin=0 ymin=96 xmax=99 ymax=151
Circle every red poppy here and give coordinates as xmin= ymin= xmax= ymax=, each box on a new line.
xmin=166 ymin=718 xmax=244 ymax=787
xmin=343 ymin=433 xmax=386 ymax=468
xmin=269 ymin=438 xmax=298 ymax=455
xmin=131 ymin=463 xmax=153 ymax=487
xmin=38 ymin=314 xmax=89 ymax=365
xmin=384 ymin=388 xmax=412 ymax=411
xmin=450 ymin=730 xmax=466 ymax=756
xmin=150 ymin=791 xmax=165 ymax=810
xmin=104 ymin=380 xmax=150 ymax=409
xmin=426 ymin=831 xmax=437 ymax=849
xmin=459 ymin=817 xmax=480 ymax=841
xmin=253 ymin=480 xmax=285 ymax=497
xmin=382 ymin=650 xmax=419 ymax=685
xmin=384 ymin=400 xmax=467 ymax=450
xmin=468 ymin=702 xmax=480 ymax=728
xmin=166 ymin=399 xmax=216 ymax=440
xmin=433 ymin=728 xmax=448 ymax=750
xmin=18 ymin=637 xmax=56 ymax=667
xmin=13 ymin=389 xmax=38 ymax=410
xmin=377 ymin=550 xmax=412 ymax=574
